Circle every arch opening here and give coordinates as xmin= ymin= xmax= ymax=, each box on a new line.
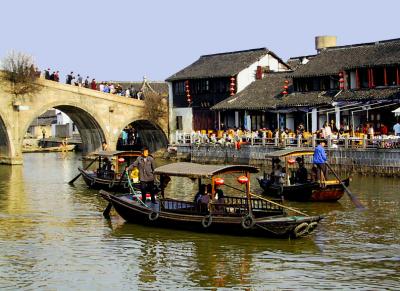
xmin=54 ymin=105 xmax=106 ymax=154
xmin=0 ymin=114 xmax=11 ymax=159
xmin=24 ymin=105 xmax=106 ymax=155
xmin=116 ymin=120 xmax=168 ymax=153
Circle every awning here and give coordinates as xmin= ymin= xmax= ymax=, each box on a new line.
xmin=392 ymin=107 xmax=400 ymax=116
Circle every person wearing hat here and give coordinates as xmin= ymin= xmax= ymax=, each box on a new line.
xmin=127 ymin=146 xmax=156 ymax=204
xmin=295 ymin=157 xmax=308 ymax=184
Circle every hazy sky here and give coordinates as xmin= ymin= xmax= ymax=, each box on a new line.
xmin=1 ymin=0 xmax=399 ymax=82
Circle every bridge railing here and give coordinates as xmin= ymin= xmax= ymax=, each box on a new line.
xmin=174 ymin=132 xmax=400 ymax=150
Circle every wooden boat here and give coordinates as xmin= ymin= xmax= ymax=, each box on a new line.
xmin=79 ymin=150 xmax=142 ymax=192
xmin=257 ymin=149 xmax=350 ymax=202
xmin=23 ymin=144 xmax=75 ymax=153
xmin=100 ymin=162 xmax=322 ymax=238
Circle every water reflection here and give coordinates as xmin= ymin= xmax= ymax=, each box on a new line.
xmin=108 ymin=219 xmax=320 ymax=289
xmin=0 ymin=153 xmax=399 ymax=290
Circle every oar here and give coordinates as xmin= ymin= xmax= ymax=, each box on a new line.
xmin=68 ymin=157 xmax=98 ymax=185
xmin=103 ymin=170 xmax=126 ymax=219
xmin=223 ymin=183 xmax=309 ymax=216
xmin=325 ymin=163 xmax=365 ymax=209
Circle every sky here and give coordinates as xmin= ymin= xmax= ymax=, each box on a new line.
xmin=1 ymin=0 xmax=399 ymax=82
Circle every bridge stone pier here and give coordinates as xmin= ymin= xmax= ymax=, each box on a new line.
xmin=0 ymin=78 xmax=167 ymax=165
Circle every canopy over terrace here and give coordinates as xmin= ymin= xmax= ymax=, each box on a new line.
xmin=393 ymin=107 xmax=400 ymax=116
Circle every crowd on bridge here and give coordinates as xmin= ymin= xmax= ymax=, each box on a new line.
xmin=39 ymin=67 xmax=145 ymax=100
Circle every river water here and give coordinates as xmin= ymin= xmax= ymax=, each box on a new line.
xmin=0 ymin=153 xmax=399 ymax=290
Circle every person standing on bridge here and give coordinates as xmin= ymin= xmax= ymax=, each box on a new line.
xmin=91 ymin=79 xmax=97 ymax=90
xmin=127 ymin=146 xmax=157 ymax=204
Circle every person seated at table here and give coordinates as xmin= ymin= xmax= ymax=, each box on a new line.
xmin=295 ymin=157 xmax=308 ymax=184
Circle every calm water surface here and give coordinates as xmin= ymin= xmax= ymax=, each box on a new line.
xmin=0 ymin=153 xmax=399 ymax=290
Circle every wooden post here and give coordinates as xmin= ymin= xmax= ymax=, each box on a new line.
xmin=345 ymin=135 xmax=349 ymax=149
xmin=274 ymin=136 xmax=279 ymax=146
xmin=363 ymin=135 xmax=367 ymax=149
xmin=368 ymin=68 xmax=371 ymax=88
xmin=356 ymin=68 xmax=360 ymax=89
xmin=327 ymin=135 xmax=332 ymax=148
xmin=371 ymin=68 xmax=375 ymax=87
xmin=245 ymin=172 xmax=253 ymax=216
xmin=297 ymin=135 xmax=301 ymax=147
xmin=312 ymin=134 xmax=316 ymax=148
xmin=384 ymin=67 xmax=388 ymax=86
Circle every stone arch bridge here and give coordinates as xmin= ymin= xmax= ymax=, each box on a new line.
xmin=0 ymin=79 xmax=168 ymax=164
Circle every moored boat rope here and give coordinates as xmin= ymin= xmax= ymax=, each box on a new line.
xmin=250 ymin=193 xmax=309 ymax=217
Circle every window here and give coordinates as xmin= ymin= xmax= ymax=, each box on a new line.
xmin=176 ymin=116 xmax=183 ymax=130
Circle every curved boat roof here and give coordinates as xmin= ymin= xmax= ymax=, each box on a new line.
xmin=95 ymin=150 xmax=142 ymax=157
xmin=154 ymin=162 xmax=259 ymax=178
xmin=267 ymin=149 xmax=315 ymax=158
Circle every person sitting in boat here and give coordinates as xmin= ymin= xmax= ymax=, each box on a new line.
xmin=295 ymin=157 xmax=308 ymax=184
xmin=272 ymin=159 xmax=285 ymax=185
xmin=197 ymin=185 xmax=210 ymax=213
xmin=194 ymin=184 xmax=206 ymax=204
xmin=214 ymin=184 xmax=225 ymax=213
xmin=99 ymin=157 xmax=114 ymax=178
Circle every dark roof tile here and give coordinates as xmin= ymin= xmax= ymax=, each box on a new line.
xmin=291 ymin=38 xmax=400 ymax=78
xmin=166 ymin=48 xmax=277 ymax=81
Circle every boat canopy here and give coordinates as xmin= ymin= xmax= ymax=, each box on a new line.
xmin=95 ymin=151 xmax=142 ymax=157
xmin=154 ymin=162 xmax=259 ymax=178
xmin=267 ymin=149 xmax=314 ymax=158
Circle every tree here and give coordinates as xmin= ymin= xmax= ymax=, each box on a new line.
xmin=0 ymin=51 xmax=42 ymax=99
xmin=141 ymin=91 xmax=168 ymax=128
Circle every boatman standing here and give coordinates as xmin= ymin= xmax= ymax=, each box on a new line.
xmin=313 ymin=140 xmax=327 ymax=182
xmin=127 ymin=146 xmax=156 ymax=204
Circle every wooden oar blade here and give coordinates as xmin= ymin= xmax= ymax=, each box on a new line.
xmin=326 ymin=163 xmax=365 ymax=209
xmin=103 ymin=202 xmax=112 ymax=219
xmin=68 ymin=157 xmax=98 ymax=185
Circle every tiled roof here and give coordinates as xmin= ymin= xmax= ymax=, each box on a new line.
xmin=291 ymin=38 xmax=400 ymax=78
xmin=212 ymin=73 xmax=333 ymax=110
xmin=166 ymin=48 xmax=287 ymax=81
xmin=334 ymin=87 xmax=400 ymax=101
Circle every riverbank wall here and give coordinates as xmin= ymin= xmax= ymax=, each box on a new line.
xmin=171 ymin=145 xmax=400 ymax=177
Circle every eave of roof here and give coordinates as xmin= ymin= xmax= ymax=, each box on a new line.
xmin=166 ymin=48 xmax=289 ymax=82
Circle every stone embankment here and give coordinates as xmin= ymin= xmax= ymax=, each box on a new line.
xmin=169 ymin=145 xmax=400 ymax=177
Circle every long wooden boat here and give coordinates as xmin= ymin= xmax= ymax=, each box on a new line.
xmin=100 ymin=162 xmax=323 ymax=238
xmin=79 ymin=150 xmax=142 ymax=192
xmin=257 ymin=149 xmax=350 ymax=202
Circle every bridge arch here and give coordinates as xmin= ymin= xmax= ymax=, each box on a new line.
xmin=23 ymin=101 xmax=108 ymax=154
xmin=0 ymin=111 xmax=12 ymax=161
xmin=115 ymin=119 xmax=168 ymax=153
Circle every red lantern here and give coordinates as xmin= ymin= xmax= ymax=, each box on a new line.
xmin=185 ymin=80 xmax=191 ymax=103
xmin=230 ymin=76 xmax=236 ymax=96
xmin=118 ymin=157 xmax=125 ymax=163
xmin=288 ymin=159 xmax=296 ymax=165
xmin=282 ymin=80 xmax=289 ymax=95
xmin=214 ymin=177 xmax=224 ymax=185
xmin=339 ymin=72 xmax=345 ymax=89
xmin=237 ymin=175 xmax=249 ymax=184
